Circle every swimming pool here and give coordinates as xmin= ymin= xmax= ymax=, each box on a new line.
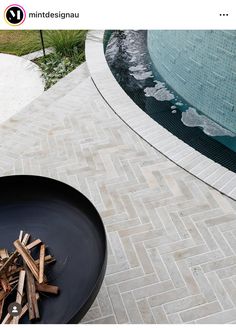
xmin=105 ymin=30 xmax=236 ymax=173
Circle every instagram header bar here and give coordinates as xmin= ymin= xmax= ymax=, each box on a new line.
xmin=0 ymin=0 xmax=235 ymax=29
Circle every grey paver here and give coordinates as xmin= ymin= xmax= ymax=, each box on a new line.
xmin=164 ymin=294 xmax=206 ymax=314
xmin=137 ymin=299 xmax=155 ymax=323
xmin=180 ymin=301 xmax=222 ymax=322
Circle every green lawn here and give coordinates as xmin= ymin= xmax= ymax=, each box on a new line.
xmin=0 ymin=30 xmax=50 ymax=56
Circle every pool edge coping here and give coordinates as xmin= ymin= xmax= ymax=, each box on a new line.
xmin=85 ymin=30 xmax=236 ymax=201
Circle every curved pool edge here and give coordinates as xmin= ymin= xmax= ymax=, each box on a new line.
xmin=85 ymin=30 xmax=236 ymax=201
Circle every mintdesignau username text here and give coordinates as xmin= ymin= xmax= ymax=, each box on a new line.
xmin=29 ymin=11 xmax=79 ymax=19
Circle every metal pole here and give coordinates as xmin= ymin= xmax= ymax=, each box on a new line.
xmin=39 ymin=30 xmax=46 ymax=57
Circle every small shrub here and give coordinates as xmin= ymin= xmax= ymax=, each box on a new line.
xmin=38 ymin=51 xmax=85 ymax=90
xmin=44 ymin=30 xmax=87 ymax=57
xmin=36 ymin=30 xmax=87 ymax=90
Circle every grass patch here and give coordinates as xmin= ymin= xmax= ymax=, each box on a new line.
xmin=0 ymin=31 xmax=48 ymax=56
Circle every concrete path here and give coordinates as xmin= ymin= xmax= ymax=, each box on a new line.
xmin=0 ymin=53 xmax=44 ymax=123
xmin=0 ymin=62 xmax=236 ymax=324
xmin=22 ymin=47 xmax=53 ymax=61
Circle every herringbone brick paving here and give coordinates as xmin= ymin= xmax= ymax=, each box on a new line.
xmin=1 ymin=63 xmax=236 ymax=323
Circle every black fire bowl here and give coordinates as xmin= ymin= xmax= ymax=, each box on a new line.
xmin=0 ymin=175 xmax=107 ymax=324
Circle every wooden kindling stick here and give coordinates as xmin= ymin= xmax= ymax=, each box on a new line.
xmin=35 ymin=282 xmax=59 ymax=295
xmin=18 ymin=231 xmax=24 ymax=243
xmin=13 ymin=240 xmax=39 ymax=282
xmin=0 ymin=249 xmax=9 ymax=260
xmin=35 ymin=255 xmax=53 ymax=265
xmin=24 ymin=265 xmax=40 ymax=321
xmin=22 ymin=234 xmax=30 ymax=246
xmin=12 ymin=270 xmax=25 ymax=324
xmin=0 ymin=251 xmax=18 ymax=275
xmin=39 ymin=245 xmax=45 ymax=284
xmin=26 ymin=239 xmax=42 ymax=251
xmin=0 ymin=299 xmax=4 ymax=322
xmin=0 ymin=290 xmax=7 ymax=303
xmin=16 ymin=293 xmax=40 ymax=323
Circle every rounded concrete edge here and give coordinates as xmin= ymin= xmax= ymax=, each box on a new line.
xmin=0 ymin=53 xmax=44 ymax=123
xmin=85 ymin=30 xmax=236 ymax=201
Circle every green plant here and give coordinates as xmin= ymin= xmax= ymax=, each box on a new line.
xmin=34 ymin=30 xmax=87 ymax=90
xmin=37 ymin=51 xmax=85 ymax=90
xmin=0 ymin=31 xmax=47 ymax=56
xmin=44 ymin=30 xmax=87 ymax=57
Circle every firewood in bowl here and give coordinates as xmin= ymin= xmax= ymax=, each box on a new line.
xmin=0 ymin=231 xmax=59 ymax=324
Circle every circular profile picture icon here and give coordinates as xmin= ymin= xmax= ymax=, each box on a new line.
xmin=4 ymin=4 xmax=26 ymax=26
xmin=7 ymin=302 xmax=22 ymax=317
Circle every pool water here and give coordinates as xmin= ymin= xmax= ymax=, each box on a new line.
xmin=105 ymin=30 xmax=236 ymax=172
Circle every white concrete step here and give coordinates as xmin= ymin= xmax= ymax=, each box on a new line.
xmin=1 ymin=62 xmax=89 ymax=124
